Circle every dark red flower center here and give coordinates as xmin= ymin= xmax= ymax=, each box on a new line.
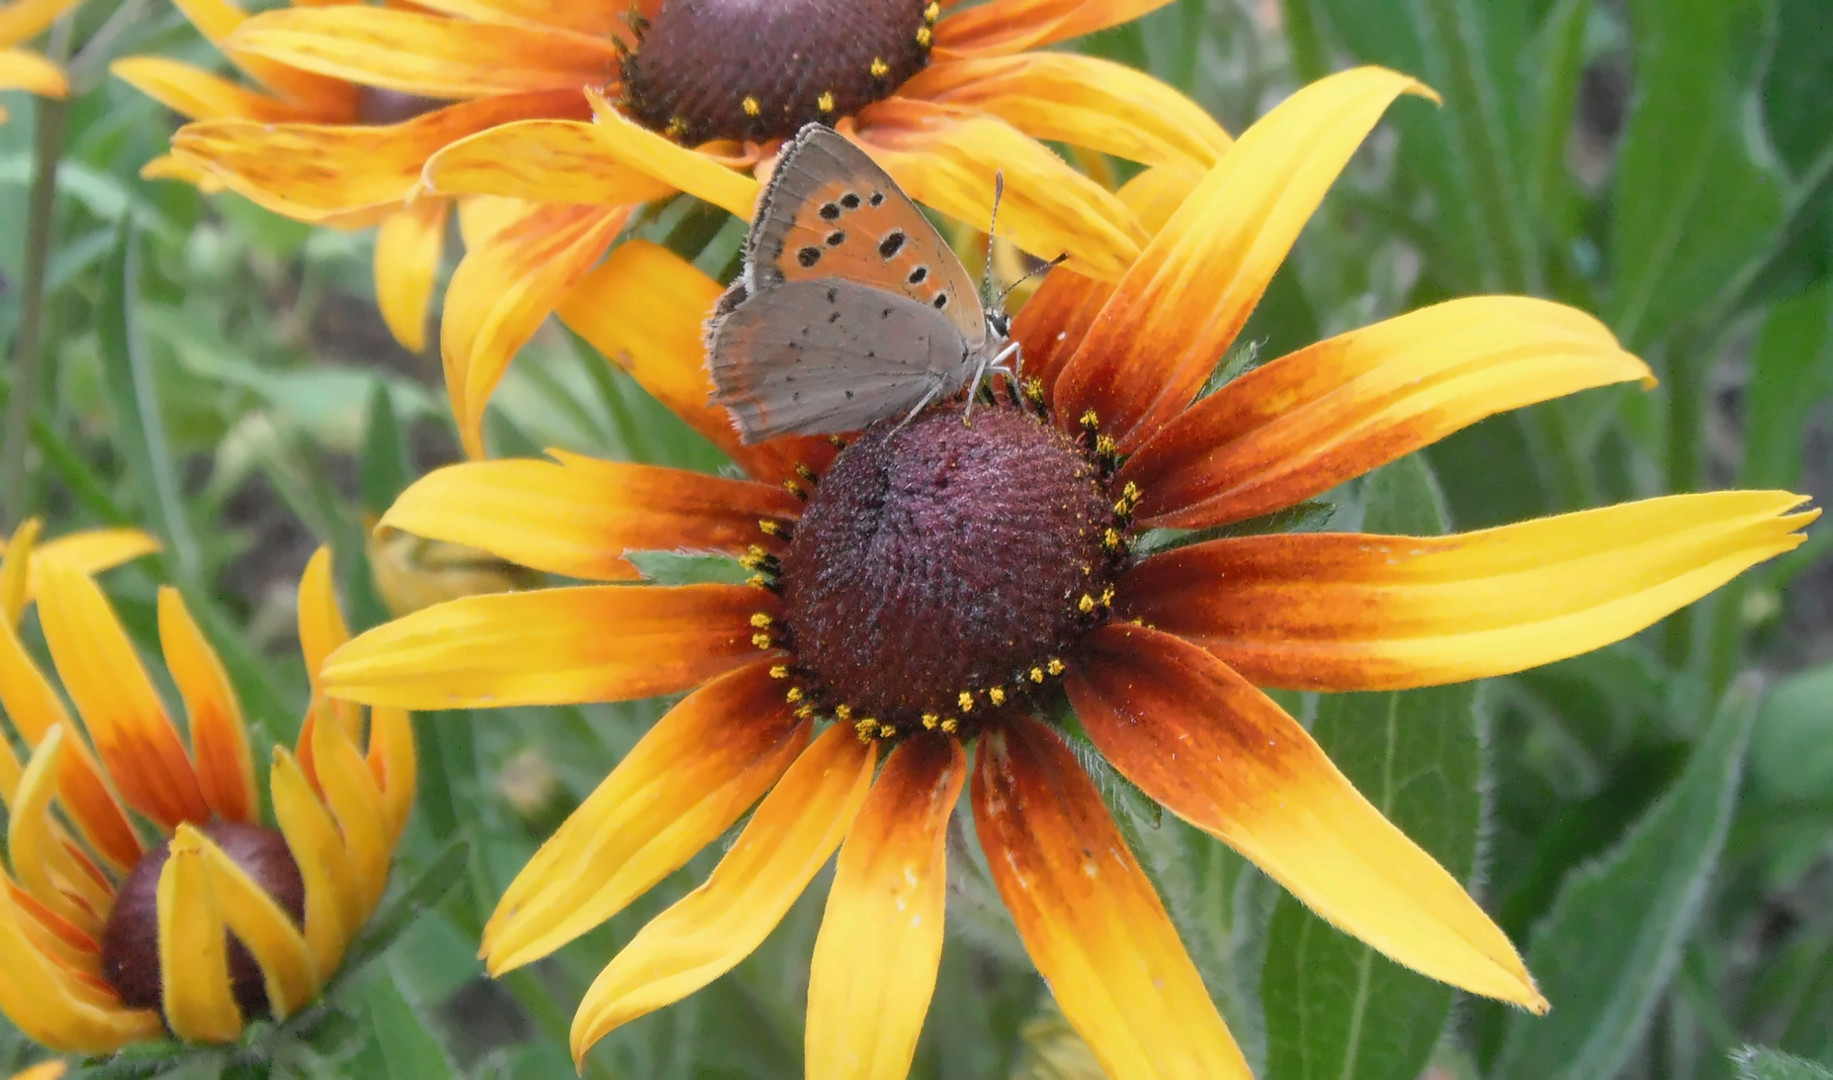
xmin=101 ymin=821 xmax=306 ymax=1021
xmin=772 ymin=403 xmax=1131 ymax=740
xmin=618 ymin=0 xmax=938 ymax=144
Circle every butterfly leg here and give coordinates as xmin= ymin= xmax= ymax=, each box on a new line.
xmin=962 ymin=339 xmax=1024 ymax=420
xmin=895 ymin=376 xmax=949 ymax=431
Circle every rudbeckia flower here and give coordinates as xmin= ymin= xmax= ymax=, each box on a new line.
xmin=0 ymin=529 xmax=415 ymax=1056
xmin=110 ymin=0 xmax=470 ymax=352
xmin=0 ymin=523 xmax=158 ymax=595
xmin=161 ymin=0 xmax=1226 ymax=457
xmin=0 ymin=0 xmax=78 ymax=124
xmin=319 ymin=68 xmax=1817 ymax=1077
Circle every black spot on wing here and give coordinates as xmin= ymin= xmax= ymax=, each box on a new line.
xmin=933 ymin=292 xmax=948 ymax=310
xmin=869 ymin=191 xmax=885 ymax=207
xmin=819 ymin=202 xmax=841 ymax=221
xmin=840 ymin=192 xmax=861 ymax=210
xmin=825 ymin=230 xmax=846 ymax=246
xmin=798 ymin=246 xmax=822 ymax=268
xmin=878 ymin=230 xmax=906 ymax=258
xmin=907 ymin=266 xmax=928 ymax=285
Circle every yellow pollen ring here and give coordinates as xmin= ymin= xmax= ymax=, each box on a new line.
xmin=835 ymin=704 xmax=854 ymax=721
xmin=915 ymin=25 xmax=932 ymax=46
xmin=769 ymin=664 xmax=790 ymax=679
xmin=1046 ymin=658 xmax=1066 ymax=676
xmin=1028 ymin=666 xmax=1046 ymax=683
xmin=923 ymin=2 xmax=940 ymax=23
xmin=940 ymin=718 xmax=959 ymax=734
xmin=957 ymin=690 xmax=975 ymax=712
xmin=870 ymin=57 xmax=890 ymax=78
xmin=1077 ymin=594 xmax=1097 ymax=614
xmin=751 ymin=632 xmax=774 ymax=649
xmin=750 ymin=612 xmax=773 ymax=628
xmin=785 ymin=686 xmax=805 ymax=704
xmin=1103 ymin=527 xmax=1125 ymax=551
xmin=921 ymin=713 xmax=940 ymax=730
xmin=817 ymin=90 xmax=836 ymax=113
xmin=1079 ymin=409 xmax=1100 ymax=429
xmin=758 ymin=519 xmax=783 ymax=536
xmin=987 ymin=687 xmax=1007 ymax=706
xmin=741 ymin=95 xmax=761 ymax=117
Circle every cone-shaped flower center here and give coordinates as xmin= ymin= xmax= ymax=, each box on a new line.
xmin=101 ymin=822 xmax=305 ymax=1019
xmin=619 ymin=0 xmax=938 ymax=144
xmin=778 ymin=405 xmax=1126 ymax=738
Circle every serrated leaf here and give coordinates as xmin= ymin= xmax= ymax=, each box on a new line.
xmin=1262 ymin=455 xmax=1481 ymax=1080
xmin=1495 ymin=686 xmax=1758 ymax=1080
xmin=1733 ymin=1047 xmax=1833 ymax=1080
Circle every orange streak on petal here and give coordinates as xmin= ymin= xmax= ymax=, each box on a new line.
xmin=570 ymin=725 xmax=876 ymax=1065
xmin=407 ymin=0 xmax=637 ymax=41
xmin=0 ymin=875 xmax=159 ymax=1055
xmin=1054 ymin=67 xmax=1435 ymax=449
xmin=108 ymin=56 xmax=316 ymax=123
xmin=442 ymin=202 xmax=631 ymax=459
xmin=157 ymin=588 xmax=256 ymax=824
xmin=374 ymin=198 xmax=449 ymax=354
xmin=380 ymin=452 xmax=799 ymax=583
xmin=485 ymin=660 xmax=812 ymax=972
xmin=322 ymin=583 xmax=768 ymax=710
xmin=7 ymin=730 xmax=111 ymax=938
xmin=1125 ymin=492 xmax=1819 ymax=691
xmin=165 ymin=0 xmax=356 ymax=114
xmin=972 ymin=715 xmax=1249 ymax=1079
xmin=1124 ymin=296 xmax=1654 ymax=528
xmin=934 ymin=0 xmax=1175 ymax=57
xmin=554 ymin=239 xmax=836 ymax=484
xmin=807 ymin=736 xmax=963 ymax=1080
xmin=1070 ymin=626 xmax=1546 ymax=1009
xmin=421 ymin=118 xmax=678 ymax=205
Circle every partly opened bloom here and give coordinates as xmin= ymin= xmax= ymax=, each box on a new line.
xmin=110 ymin=0 xmax=457 ymax=351
xmin=0 ymin=0 xmax=79 ymax=123
xmin=164 ymin=0 xmax=1226 ymax=457
xmin=320 ymin=68 xmax=1817 ymax=1077
xmin=0 ymin=529 xmax=415 ymax=1055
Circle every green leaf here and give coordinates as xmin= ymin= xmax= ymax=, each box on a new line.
xmin=1741 ymin=282 xmax=1833 ymax=492
xmin=1495 ymin=686 xmax=1759 ymax=1080
xmin=360 ymin=378 xmax=415 ymax=516
xmin=352 ymin=969 xmax=461 ymax=1080
xmin=1732 ymin=1047 xmax=1833 ymax=1080
xmin=1749 ymin=661 xmax=1833 ymax=807
xmin=1262 ymin=455 xmax=1481 ymax=1080
xmin=336 ymin=835 xmax=473 ymax=980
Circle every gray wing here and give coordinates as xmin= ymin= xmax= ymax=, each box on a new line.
xmin=706 ymin=279 xmax=976 ymax=444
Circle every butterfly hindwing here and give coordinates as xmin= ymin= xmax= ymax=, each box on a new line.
xmin=748 ymin=125 xmax=986 ymax=346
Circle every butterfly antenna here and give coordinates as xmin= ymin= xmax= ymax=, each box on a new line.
xmin=997 ymin=252 xmax=1069 ymax=305
xmin=981 ymin=171 xmax=1004 ymax=309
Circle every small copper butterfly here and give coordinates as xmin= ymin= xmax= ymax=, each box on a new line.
xmin=706 ymin=124 xmax=1020 ymax=444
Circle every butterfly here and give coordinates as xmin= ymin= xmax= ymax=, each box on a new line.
xmin=706 ymin=123 xmax=1020 ymax=445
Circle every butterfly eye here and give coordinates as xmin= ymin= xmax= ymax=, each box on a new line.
xmin=878 ymin=231 xmax=906 ymax=258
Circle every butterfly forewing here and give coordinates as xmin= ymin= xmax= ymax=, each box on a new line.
xmin=748 ymin=126 xmax=987 ymax=346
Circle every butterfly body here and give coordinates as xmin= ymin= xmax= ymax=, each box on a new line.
xmin=707 ymin=124 xmax=1015 ymax=444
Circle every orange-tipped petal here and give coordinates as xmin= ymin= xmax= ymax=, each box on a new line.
xmin=807 ymin=736 xmax=964 ymax=1080
xmin=1070 ymin=625 xmax=1546 ymax=1008
xmin=307 ymin=704 xmax=390 ymax=915
xmin=174 ymin=824 xmax=318 ymax=1019
xmin=902 ymin=54 xmax=1230 ymax=169
xmin=973 ymin=715 xmax=1249 ymax=1078
xmin=570 ymin=725 xmax=876 ymax=1065
xmin=0 ymin=0 xmax=82 ymax=48
xmin=484 ymin=660 xmax=812 ymax=972
xmin=0 ymin=881 xmax=160 ymax=1054
xmin=854 ymin=98 xmax=1145 ymax=282
xmin=270 ymin=747 xmax=358 ymax=977
xmin=6 ymin=729 xmax=110 ymax=935
xmin=554 ymin=239 xmax=836 ymax=483
xmin=582 ymin=87 xmax=759 ymax=219
xmin=0 ymin=48 xmax=65 ymax=97
xmin=379 ymin=452 xmax=799 ymax=583
xmin=935 ymin=0 xmax=1174 ymax=57
xmin=156 ymin=589 xmax=256 ymax=824
xmin=375 ymin=199 xmax=448 ymax=353
xmin=1127 ymin=492 xmax=1819 ymax=691
xmin=1055 ymin=67 xmax=1436 ymax=449
xmin=224 ymin=7 xmax=615 ymax=96
xmin=35 ymin=560 xmax=208 ymax=829
xmin=170 ymin=89 xmax=589 ymax=221
xmin=166 ymin=0 xmax=356 ymax=114
xmin=322 ymin=584 xmax=764 ymax=710
xmin=1124 ymin=297 xmax=1655 ymax=528
xmin=156 ymin=841 xmax=243 ymax=1043
xmin=365 ymin=706 xmax=417 ymax=845
xmin=406 ymin=0 xmax=636 ymax=40
xmin=423 ymin=118 xmax=678 ymax=206
xmin=441 ymin=201 xmax=631 ymax=459
xmin=109 ymin=56 xmax=310 ymax=122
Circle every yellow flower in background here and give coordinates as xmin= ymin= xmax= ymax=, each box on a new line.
xmin=110 ymin=0 xmax=456 ymax=351
xmin=0 ymin=0 xmax=79 ymax=123
xmin=8 ymin=1062 xmax=66 ymax=1080
xmin=364 ymin=514 xmax=540 ymax=618
xmin=317 ymin=68 xmax=1818 ymax=1077
xmin=159 ymin=0 xmax=1228 ymax=457
xmin=0 ymin=525 xmax=415 ymax=1055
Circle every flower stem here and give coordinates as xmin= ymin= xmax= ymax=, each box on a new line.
xmin=1662 ymin=339 xmax=1704 ymax=667
xmin=0 ymin=15 xmax=76 ymax=530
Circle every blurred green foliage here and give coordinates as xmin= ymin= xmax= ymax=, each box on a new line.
xmin=2 ymin=0 xmax=1831 ymax=1077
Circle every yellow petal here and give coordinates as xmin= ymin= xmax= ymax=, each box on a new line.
xmin=6 ymin=728 xmax=110 ymax=936
xmin=973 ymin=715 xmax=1249 ymax=1079
xmin=853 ymin=98 xmax=1146 ymax=283
xmin=583 ymin=86 xmax=758 ymax=219
xmin=0 ymin=518 xmax=38 ymax=623
xmin=109 ymin=56 xmax=309 ymax=122
xmin=0 ymin=0 xmax=79 ymax=51
xmin=935 ymin=0 xmax=1174 ymax=56
xmin=1127 ymin=492 xmax=1819 ymax=691
xmin=807 ymin=736 xmax=964 ymax=1080
xmin=1125 ymin=296 xmax=1655 ymax=528
xmin=441 ymin=201 xmax=631 ymax=459
xmin=1070 ymin=625 xmax=1546 ymax=1009
xmin=225 ymin=7 xmax=614 ymax=97
xmin=554 ymin=239 xmax=836 ymax=485
xmin=270 ymin=747 xmax=359 ymax=977
xmin=1055 ymin=66 xmax=1437 ymax=449
xmin=174 ymin=824 xmax=318 ymax=1019
xmin=35 ymin=560 xmax=209 ymax=829
xmin=307 ymin=704 xmax=390 ymax=915
xmin=421 ymin=118 xmax=677 ymax=206
xmin=365 ymin=706 xmax=417 ymax=846
xmin=485 ymin=660 xmax=812 ymax=972
xmin=156 ymin=841 xmax=244 ymax=1043
xmin=0 ymin=48 xmax=64 ymax=97
xmin=20 ymin=527 xmax=158 ymax=605
xmin=12 ymin=1061 xmax=69 ymax=1080
xmin=570 ymin=725 xmax=876 ymax=1065
xmin=0 ymin=880 xmax=159 ymax=1055
xmin=168 ymin=0 xmax=357 ymax=114
xmin=903 ymin=54 xmax=1230 ymax=169
xmin=323 ymin=584 xmax=764 ymax=710
xmin=157 ymin=588 xmax=256 ymax=824
xmin=297 ymin=546 xmax=349 ymax=692
xmin=406 ymin=0 xmax=636 ymax=40
xmin=379 ymin=452 xmax=800 ymax=583
xmin=374 ymin=199 xmax=448 ymax=353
